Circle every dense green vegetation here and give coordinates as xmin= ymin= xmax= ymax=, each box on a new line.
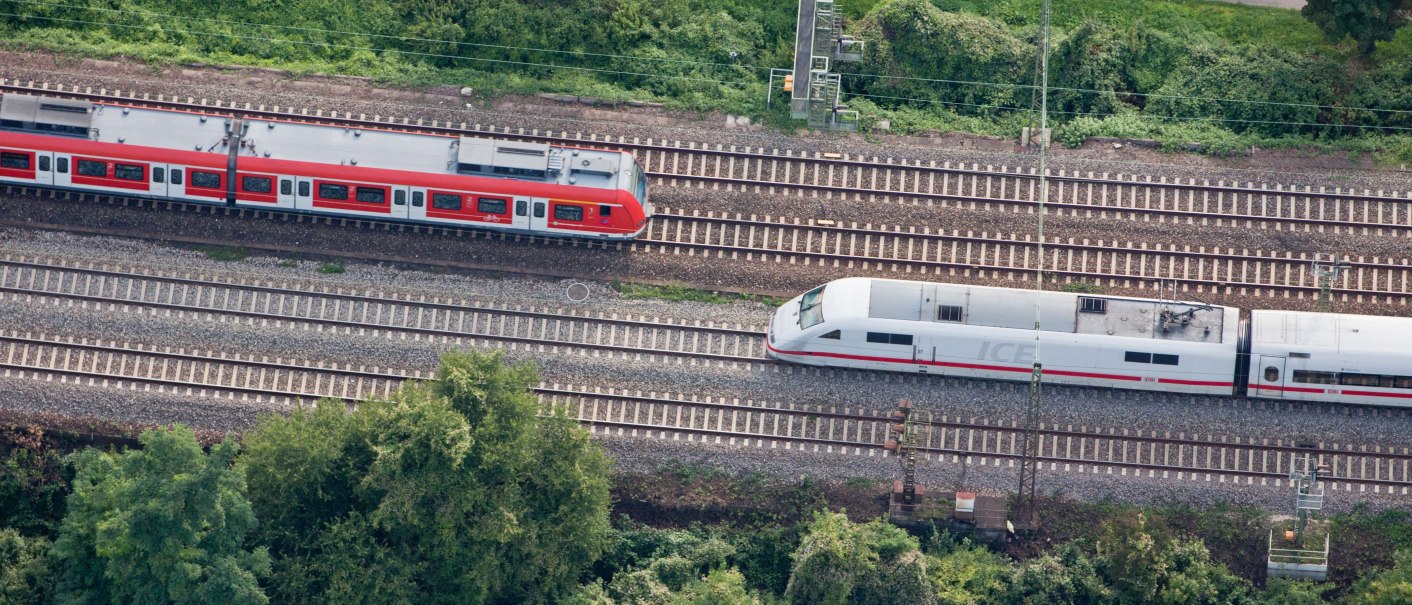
xmin=1 ymin=350 xmax=1410 ymax=602
xmin=3 ymin=0 xmax=1412 ymax=158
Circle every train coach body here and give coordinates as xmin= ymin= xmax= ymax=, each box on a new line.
xmin=767 ymin=277 xmax=1241 ymax=396
xmin=0 ymin=94 xmax=651 ymax=239
xmin=1246 ymin=309 xmax=1412 ymax=407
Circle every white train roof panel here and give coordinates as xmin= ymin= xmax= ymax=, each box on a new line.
xmin=1252 ymin=309 xmax=1412 ymax=355
xmin=242 ymin=118 xmax=455 ymax=174
xmin=89 ymin=104 xmax=233 ymax=152
xmin=860 ymin=278 xmax=1225 ymax=343
xmin=0 ymin=96 xmax=633 ymax=193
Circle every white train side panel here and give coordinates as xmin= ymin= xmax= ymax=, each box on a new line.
xmin=1246 ymin=310 xmax=1412 ymax=408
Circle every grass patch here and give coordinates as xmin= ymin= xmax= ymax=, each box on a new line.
xmin=316 ymin=262 xmax=345 ymax=274
xmin=275 ymin=259 xmax=299 ymax=268
xmin=1060 ymin=281 xmax=1104 ymax=294
xmin=197 ymin=246 xmax=249 ymax=262
xmin=612 ymin=281 xmax=786 ymax=307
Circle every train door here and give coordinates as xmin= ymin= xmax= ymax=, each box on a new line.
xmin=277 ymin=177 xmax=295 ymax=208
xmin=913 ymin=342 xmax=934 ymax=373
xmin=510 ymin=198 xmax=530 ymax=231
xmin=295 ymin=177 xmax=313 ymax=210
xmin=389 ymin=186 xmax=409 ymax=219
xmin=52 ymin=154 xmax=71 ymax=188
xmin=527 ymin=198 xmax=548 ymax=232
xmin=407 ymin=188 xmax=426 ymax=220
xmin=32 ymin=152 xmax=54 ymax=186
xmin=165 ymin=166 xmax=185 ymax=200
xmin=1255 ymin=355 xmax=1286 ymax=397
xmin=149 ymin=164 xmax=169 ymax=198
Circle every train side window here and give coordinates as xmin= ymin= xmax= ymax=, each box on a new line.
xmin=281 ymin=180 xmax=293 ymax=196
xmin=412 ymin=191 xmax=424 ymax=207
xmin=533 ymin=203 xmax=545 ymax=219
xmin=191 ymin=171 xmax=221 ymax=189
xmin=819 ymin=330 xmax=841 ymax=340
xmin=1264 ymin=367 xmax=1280 ymax=382
xmin=153 ymin=167 xmax=164 ymax=183
xmin=0 ymin=152 xmax=29 ymax=169
xmin=599 ymin=204 xmax=612 ymax=217
xmin=318 ymin=183 xmax=348 ymax=200
xmin=76 ymin=160 xmax=107 ymax=177
xmin=1394 ymin=376 xmax=1412 ymax=390
xmin=394 ymin=190 xmax=406 ymax=206
xmin=1080 ymin=297 xmax=1107 ymax=313
xmin=516 ymin=200 xmax=527 ymax=216
xmin=242 ymin=176 xmax=272 ymax=193
xmin=866 ymin=332 xmax=912 ymax=346
xmin=1124 ymin=352 xmax=1151 ymax=364
xmin=478 ymin=197 xmax=508 ymax=214
xmin=431 ymin=193 xmax=462 ymax=210
xmin=113 ymin=164 xmax=144 ymax=181
xmin=170 ymin=169 xmax=182 ymax=185
xmin=1293 ymin=370 xmax=1337 ymax=385
xmin=57 ymin=158 xmax=69 ymax=173
xmin=937 ymin=305 xmax=963 ymax=322
xmin=1338 ymin=373 xmax=1380 ymax=387
xmin=38 ymin=156 xmax=50 ymax=172
xmin=553 ymin=204 xmax=583 ymax=221
xmin=297 ymin=181 xmax=309 ymax=197
xmin=1152 ymin=354 xmax=1179 ymax=366
xmin=355 ymin=187 xmax=386 ymax=204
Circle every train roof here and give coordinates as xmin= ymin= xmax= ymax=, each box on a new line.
xmin=0 ymin=94 xmax=634 ymax=192
xmin=824 ymin=277 xmax=1230 ymax=344
xmin=1251 ymin=308 xmax=1412 ymax=355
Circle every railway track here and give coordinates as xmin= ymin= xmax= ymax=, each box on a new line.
xmin=5 ymin=80 xmax=1412 ymax=237
xmin=5 ymin=187 xmax=1409 ymax=305
xmin=3 ymin=330 xmax=1408 ymax=494
xmin=0 ymin=252 xmax=767 ymax=366
xmin=644 ymin=210 xmax=1412 ymax=303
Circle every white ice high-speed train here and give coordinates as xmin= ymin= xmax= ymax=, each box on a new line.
xmin=766 ymin=277 xmax=1412 ymax=408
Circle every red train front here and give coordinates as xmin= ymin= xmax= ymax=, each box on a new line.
xmin=0 ymin=94 xmax=651 ymax=239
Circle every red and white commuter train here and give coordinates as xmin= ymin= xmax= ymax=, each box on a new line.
xmin=0 ymin=94 xmax=651 ymax=238
xmin=768 ymin=277 xmax=1412 ymax=408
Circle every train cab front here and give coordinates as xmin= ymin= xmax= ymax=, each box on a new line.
xmin=766 ymin=283 xmax=829 ymax=363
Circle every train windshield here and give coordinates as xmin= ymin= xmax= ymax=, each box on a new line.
xmin=799 ymin=285 xmax=825 ymax=329
xmin=633 ymin=164 xmax=649 ymax=205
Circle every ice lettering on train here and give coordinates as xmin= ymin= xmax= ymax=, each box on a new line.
xmin=977 ymin=341 xmax=1035 ymax=364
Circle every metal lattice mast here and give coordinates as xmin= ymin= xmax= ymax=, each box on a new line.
xmin=1014 ymin=0 xmax=1051 ymax=534
xmin=1311 ymin=254 xmax=1345 ymax=313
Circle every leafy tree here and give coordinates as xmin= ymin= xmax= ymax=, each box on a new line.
xmin=1301 ymin=0 xmax=1411 ymax=54
xmin=926 ymin=539 xmax=1010 ymax=605
xmin=0 ymin=432 xmax=71 ymax=536
xmin=1002 ymin=544 xmax=1114 ymax=605
xmin=1345 ymin=550 xmax=1412 ymax=605
xmin=0 ymin=528 xmax=51 ymax=605
xmin=783 ymin=513 xmax=971 ymax=605
xmin=49 ymin=425 xmax=269 ymax=605
xmin=1251 ymin=578 xmax=1331 ymax=605
xmin=672 ymin=568 xmax=761 ymax=605
xmin=783 ymin=513 xmax=885 ymax=605
xmin=240 ymin=350 xmax=613 ymax=604
xmin=1093 ymin=512 xmax=1250 ymax=605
